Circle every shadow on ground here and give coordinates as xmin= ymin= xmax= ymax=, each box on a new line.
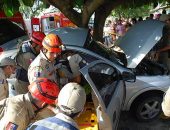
xmin=118 ymin=111 xmax=170 ymax=130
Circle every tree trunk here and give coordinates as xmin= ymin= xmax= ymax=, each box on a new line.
xmin=47 ymin=0 xmax=105 ymax=28
xmin=93 ymin=10 xmax=106 ymax=42
xmin=93 ymin=1 xmax=124 ymax=42
xmin=46 ymin=0 xmax=125 ymax=42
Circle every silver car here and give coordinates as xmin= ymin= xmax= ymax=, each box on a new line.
xmin=50 ymin=27 xmax=135 ymax=130
xmin=52 ymin=20 xmax=169 ymax=123
xmin=115 ymin=19 xmax=170 ymax=122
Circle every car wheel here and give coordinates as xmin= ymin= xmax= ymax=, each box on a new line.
xmin=131 ymin=95 xmax=162 ymax=122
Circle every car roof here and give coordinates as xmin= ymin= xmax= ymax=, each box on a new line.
xmin=115 ymin=19 xmax=165 ymax=68
xmin=49 ymin=27 xmax=89 ymax=47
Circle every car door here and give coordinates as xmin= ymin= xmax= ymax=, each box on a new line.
xmin=80 ymin=60 xmax=126 ymax=130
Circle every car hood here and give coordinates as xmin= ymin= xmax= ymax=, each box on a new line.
xmin=50 ymin=27 xmax=89 ymax=47
xmin=0 ymin=19 xmax=26 ymax=44
xmin=115 ymin=19 xmax=165 ymax=68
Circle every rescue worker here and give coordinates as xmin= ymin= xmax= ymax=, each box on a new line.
xmin=15 ymin=31 xmax=45 ymax=94
xmin=58 ymin=51 xmax=87 ymax=86
xmin=27 ymin=82 xmax=86 ymax=130
xmin=0 ymin=78 xmax=60 ymax=130
xmin=28 ymin=33 xmax=63 ymax=84
xmin=0 ymin=57 xmax=16 ymax=100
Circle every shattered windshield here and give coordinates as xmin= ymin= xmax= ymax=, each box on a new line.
xmin=86 ymin=40 xmax=127 ymax=66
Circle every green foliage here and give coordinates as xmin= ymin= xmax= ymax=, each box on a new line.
xmin=2 ymin=0 xmax=35 ymax=17
xmin=19 ymin=0 xmax=46 ymax=19
xmin=112 ymin=4 xmax=153 ymax=19
xmin=74 ymin=0 xmax=83 ymax=9
xmin=3 ymin=0 xmax=20 ymax=16
xmin=22 ymin=0 xmax=34 ymax=6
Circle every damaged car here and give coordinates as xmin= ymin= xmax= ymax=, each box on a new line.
xmin=50 ymin=27 xmax=135 ymax=130
xmin=52 ymin=19 xmax=170 ymax=123
xmin=114 ymin=19 xmax=170 ymax=122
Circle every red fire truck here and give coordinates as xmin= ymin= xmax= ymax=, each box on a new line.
xmin=31 ymin=12 xmax=76 ymax=34
xmin=0 ymin=11 xmax=76 ymax=35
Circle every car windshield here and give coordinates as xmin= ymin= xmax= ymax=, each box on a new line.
xmin=0 ymin=19 xmax=26 ymax=45
xmin=86 ymin=40 xmax=126 ymax=66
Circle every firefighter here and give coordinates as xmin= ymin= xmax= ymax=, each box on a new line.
xmin=15 ymin=31 xmax=45 ymax=94
xmin=28 ymin=33 xmax=63 ymax=84
xmin=27 ymin=82 xmax=86 ymax=130
xmin=0 ymin=57 xmax=16 ymax=100
xmin=0 ymin=78 xmax=60 ymax=130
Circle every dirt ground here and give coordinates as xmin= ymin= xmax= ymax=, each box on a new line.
xmin=118 ymin=111 xmax=170 ymax=130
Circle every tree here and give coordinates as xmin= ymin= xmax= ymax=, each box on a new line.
xmin=19 ymin=0 xmax=46 ymax=19
xmin=112 ymin=5 xmax=153 ymax=19
xmin=46 ymin=0 xmax=168 ymax=41
xmin=1 ymin=0 xmax=169 ymax=42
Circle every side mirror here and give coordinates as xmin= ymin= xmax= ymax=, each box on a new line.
xmin=122 ymin=71 xmax=136 ymax=82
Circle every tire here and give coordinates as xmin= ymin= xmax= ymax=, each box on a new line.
xmin=131 ymin=95 xmax=162 ymax=122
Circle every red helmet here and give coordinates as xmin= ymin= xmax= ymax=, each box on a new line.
xmin=42 ymin=33 xmax=63 ymax=53
xmin=28 ymin=78 xmax=60 ymax=104
xmin=31 ymin=31 xmax=45 ymax=46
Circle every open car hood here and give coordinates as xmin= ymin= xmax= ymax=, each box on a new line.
xmin=115 ymin=19 xmax=165 ymax=68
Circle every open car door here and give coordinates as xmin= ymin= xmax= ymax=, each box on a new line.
xmin=80 ymin=60 xmax=126 ymax=130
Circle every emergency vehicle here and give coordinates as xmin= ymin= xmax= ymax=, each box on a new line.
xmin=31 ymin=12 xmax=76 ymax=34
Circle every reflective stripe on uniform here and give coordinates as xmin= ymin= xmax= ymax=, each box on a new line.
xmin=28 ymin=117 xmax=78 ymax=130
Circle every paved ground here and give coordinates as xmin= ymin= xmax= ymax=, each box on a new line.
xmin=118 ymin=112 xmax=170 ymax=130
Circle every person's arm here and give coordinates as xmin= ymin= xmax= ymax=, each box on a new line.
xmin=157 ymin=45 xmax=170 ymax=53
xmin=1 ymin=104 xmax=25 ymax=130
xmin=21 ymin=53 xmax=36 ymax=70
xmin=162 ymin=87 xmax=170 ymax=117
xmin=67 ymin=54 xmax=83 ymax=84
xmin=71 ymin=75 xmax=81 ymax=84
xmin=28 ymin=66 xmax=44 ymax=84
xmin=0 ymin=75 xmax=8 ymax=100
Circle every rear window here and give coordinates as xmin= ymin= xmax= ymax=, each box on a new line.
xmin=0 ymin=19 xmax=26 ymax=45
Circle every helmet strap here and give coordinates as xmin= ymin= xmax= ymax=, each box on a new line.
xmin=28 ymin=92 xmax=47 ymax=113
xmin=42 ymin=48 xmax=48 ymax=53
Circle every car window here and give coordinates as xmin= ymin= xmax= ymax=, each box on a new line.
xmin=0 ymin=19 xmax=26 ymax=45
xmin=88 ymin=63 xmax=120 ymax=107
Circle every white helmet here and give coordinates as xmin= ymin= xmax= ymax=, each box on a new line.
xmin=58 ymin=82 xmax=86 ymax=115
xmin=0 ymin=57 xmax=16 ymax=67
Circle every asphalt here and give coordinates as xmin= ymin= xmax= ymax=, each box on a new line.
xmin=118 ymin=112 xmax=170 ymax=130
